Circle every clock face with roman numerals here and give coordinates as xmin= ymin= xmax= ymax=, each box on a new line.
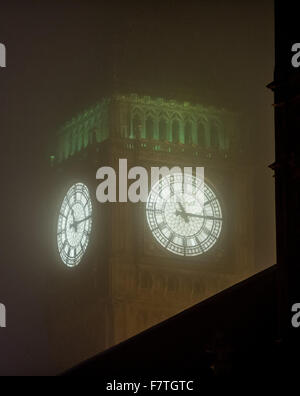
xmin=57 ymin=183 xmax=92 ymax=267
xmin=146 ymin=173 xmax=222 ymax=256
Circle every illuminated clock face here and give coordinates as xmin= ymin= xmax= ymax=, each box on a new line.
xmin=57 ymin=183 xmax=93 ymax=267
xmin=146 ymin=173 xmax=222 ymax=256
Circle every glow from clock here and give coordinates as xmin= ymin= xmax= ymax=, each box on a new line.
xmin=146 ymin=173 xmax=222 ymax=256
xmin=57 ymin=183 xmax=92 ymax=267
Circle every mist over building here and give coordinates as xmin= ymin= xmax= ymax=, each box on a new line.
xmin=1 ymin=0 xmax=276 ymax=376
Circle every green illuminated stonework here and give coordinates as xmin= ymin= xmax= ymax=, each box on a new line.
xmin=56 ymin=94 xmax=239 ymax=163
xmin=57 ymin=99 xmax=110 ymax=162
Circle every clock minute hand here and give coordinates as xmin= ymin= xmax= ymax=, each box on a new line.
xmin=73 ymin=215 xmax=92 ymax=225
xmin=184 ymin=212 xmax=221 ymax=221
xmin=70 ymin=215 xmax=91 ymax=232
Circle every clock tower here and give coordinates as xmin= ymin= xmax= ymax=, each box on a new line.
xmin=49 ymin=93 xmax=256 ymax=372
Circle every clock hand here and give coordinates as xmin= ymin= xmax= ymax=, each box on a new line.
xmin=187 ymin=213 xmax=221 ymax=221
xmin=69 ymin=209 xmax=76 ymax=230
xmin=175 ymin=203 xmax=189 ymax=223
xmin=70 ymin=214 xmax=91 ymax=232
xmin=175 ymin=211 xmax=221 ymax=221
xmin=178 ymin=201 xmax=186 ymax=213
xmin=73 ymin=215 xmax=92 ymax=226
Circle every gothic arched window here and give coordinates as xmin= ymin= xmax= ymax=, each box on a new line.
xmin=146 ymin=118 xmax=154 ymax=140
xmin=159 ymin=119 xmax=167 ymax=142
xmin=172 ymin=120 xmax=180 ymax=143
xmin=185 ymin=122 xmax=193 ymax=145
xmin=210 ymin=122 xmax=219 ymax=149
xmin=132 ymin=114 xmax=143 ymax=139
xmin=197 ymin=123 xmax=206 ymax=147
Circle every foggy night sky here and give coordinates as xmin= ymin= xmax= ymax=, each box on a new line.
xmin=1 ymin=0 xmax=275 ymax=375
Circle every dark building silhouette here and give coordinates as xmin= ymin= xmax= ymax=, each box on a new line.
xmin=268 ymin=0 xmax=300 ymax=352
